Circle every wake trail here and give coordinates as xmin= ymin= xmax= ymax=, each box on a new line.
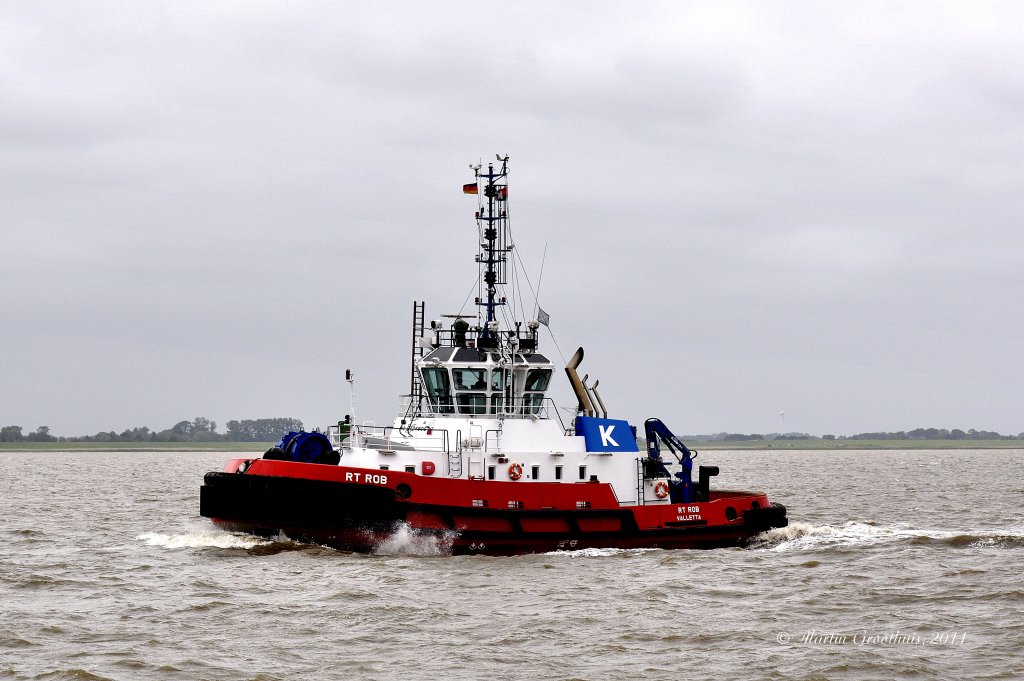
xmin=750 ymin=521 xmax=1024 ymax=551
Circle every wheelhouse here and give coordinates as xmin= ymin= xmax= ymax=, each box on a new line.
xmin=418 ymin=347 xmax=555 ymax=418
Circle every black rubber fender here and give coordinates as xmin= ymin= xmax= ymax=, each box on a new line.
xmin=744 ymin=502 xmax=788 ymax=530
xmin=263 ymin=446 xmax=287 ymax=460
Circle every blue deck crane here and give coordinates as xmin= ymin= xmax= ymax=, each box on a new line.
xmin=644 ymin=418 xmax=708 ymax=504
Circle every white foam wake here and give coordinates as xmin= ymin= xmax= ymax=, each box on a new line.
xmin=372 ymin=523 xmax=456 ymax=556
xmin=543 ymin=547 xmax=660 ymax=558
xmin=751 ymin=521 xmax=1024 ymax=551
xmin=137 ymin=530 xmax=271 ymax=550
xmin=750 ymin=521 xmax=911 ymax=551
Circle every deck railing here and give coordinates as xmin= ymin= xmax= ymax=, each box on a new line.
xmin=328 ymin=423 xmax=450 ymax=453
xmin=398 ymin=394 xmax=566 ymax=424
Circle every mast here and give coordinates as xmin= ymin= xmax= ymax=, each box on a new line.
xmin=430 ymin=155 xmax=539 ymax=355
xmin=473 ymin=155 xmax=511 ymax=349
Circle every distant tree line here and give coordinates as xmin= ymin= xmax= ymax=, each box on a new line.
xmin=685 ymin=428 xmax=1023 ymax=442
xmin=3 ymin=421 xmax=1020 ymax=444
xmin=840 ymin=428 xmax=1017 ymax=441
xmin=0 ymin=417 xmax=304 ymax=443
xmin=1 ymin=425 xmax=57 ymax=442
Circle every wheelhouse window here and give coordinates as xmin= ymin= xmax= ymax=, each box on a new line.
xmin=515 ymin=368 xmax=550 ymax=415
xmin=453 ymin=368 xmax=487 ymax=391
xmin=449 ymin=367 xmax=488 ymax=414
xmin=523 ymin=393 xmax=545 ymax=415
xmin=422 ymin=368 xmax=454 ymax=414
xmin=525 ymin=369 xmax=551 ymax=391
xmin=491 ymin=369 xmax=506 ymax=391
xmin=457 ymin=393 xmax=487 ymax=415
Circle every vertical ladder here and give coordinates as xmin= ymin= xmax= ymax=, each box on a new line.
xmin=636 ymin=458 xmax=646 ymax=505
xmin=411 ymin=301 xmax=426 ymax=403
xmin=448 ymin=448 xmax=463 ymax=477
xmin=449 ymin=429 xmax=464 ymax=478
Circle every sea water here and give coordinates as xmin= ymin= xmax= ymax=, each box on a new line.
xmin=1 ymin=449 xmax=1021 ymax=680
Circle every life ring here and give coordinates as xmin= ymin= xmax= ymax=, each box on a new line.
xmin=508 ymin=463 xmax=523 ymax=480
xmin=654 ymin=480 xmax=670 ymax=499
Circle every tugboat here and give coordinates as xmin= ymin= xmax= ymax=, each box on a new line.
xmin=200 ymin=156 xmax=787 ymax=555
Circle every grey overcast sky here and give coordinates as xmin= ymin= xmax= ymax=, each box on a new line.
xmin=1 ymin=1 xmax=1021 ymax=437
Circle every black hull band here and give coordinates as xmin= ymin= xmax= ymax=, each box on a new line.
xmin=200 ymin=473 xmax=788 ymax=555
xmin=201 ymin=471 xmax=401 ymax=530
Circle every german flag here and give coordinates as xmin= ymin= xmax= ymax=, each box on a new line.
xmin=463 ymin=182 xmax=478 ymax=194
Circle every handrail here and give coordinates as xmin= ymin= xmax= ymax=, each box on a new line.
xmin=331 ymin=423 xmax=449 ymax=453
xmin=427 ymin=328 xmax=540 ymax=351
xmin=411 ymin=395 xmax=567 ymax=421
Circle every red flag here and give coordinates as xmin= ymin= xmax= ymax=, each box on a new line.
xmin=463 ymin=183 xmax=478 ymax=194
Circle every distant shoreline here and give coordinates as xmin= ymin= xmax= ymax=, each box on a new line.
xmin=686 ymin=439 xmax=1020 ymax=450
xmin=0 ymin=442 xmax=275 ymax=452
xmin=0 ymin=439 xmax=1019 ymax=452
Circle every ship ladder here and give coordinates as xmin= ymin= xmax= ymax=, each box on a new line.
xmin=448 ymin=448 xmax=463 ymax=477
xmin=449 ymin=429 xmax=464 ymax=477
xmin=410 ymin=301 xmax=426 ymax=404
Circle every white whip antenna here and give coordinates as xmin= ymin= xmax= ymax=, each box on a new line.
xmin=534 ymin=242 xmax=548 ymax=319
xmin=346 ymin=369 xmax=357 ymax=422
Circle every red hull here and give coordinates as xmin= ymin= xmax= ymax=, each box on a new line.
xmin=201 ymin=459 xmax=787 ymax=555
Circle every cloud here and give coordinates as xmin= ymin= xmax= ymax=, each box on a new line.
xmin=1 ymin=1 xmax=1021 ymax=435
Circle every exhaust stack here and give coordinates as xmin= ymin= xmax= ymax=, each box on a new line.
xmin=591 ymin=380 xmax=608 ymax=419
xmin=565 ymin=347 xmax=595 ymax=416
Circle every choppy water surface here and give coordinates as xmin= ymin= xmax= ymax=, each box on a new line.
xmin=1 ymin=449 xmax=1022 ymax=680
